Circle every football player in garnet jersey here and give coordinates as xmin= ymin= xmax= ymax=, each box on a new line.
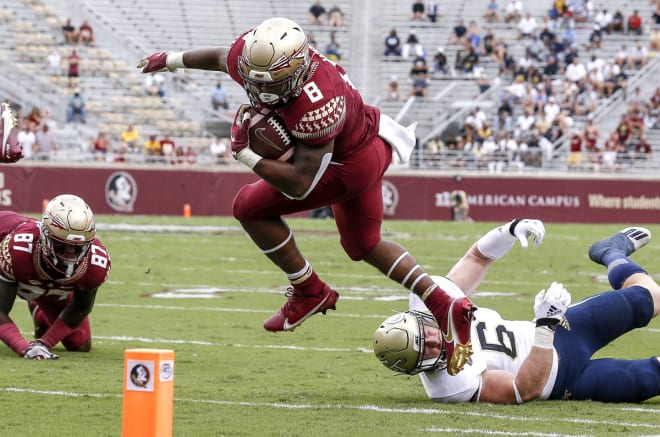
xmin=0 ymin=194 xmax=111 ymax=360
xmin=375 ymin=222 xmax=660 ymax=403
xmin=137 ymin=17 xmax=475 ymax=375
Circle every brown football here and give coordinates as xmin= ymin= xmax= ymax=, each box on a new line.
xmin=246 ymin=108 xmax=294 ymax=161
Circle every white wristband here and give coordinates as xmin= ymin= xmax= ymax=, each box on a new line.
xmin=533 ymin=326 xmax=555 ymax=349
xmin=476 ymin=224 xmax=516 ymax=260
xmin=236 ymin=147 xmax=263 ymax=170
xmin=166 ymin=51 xmax=186 ymax=70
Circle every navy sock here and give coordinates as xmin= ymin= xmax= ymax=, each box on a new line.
xmin=607 ymin=257 xmax=646 ymax=290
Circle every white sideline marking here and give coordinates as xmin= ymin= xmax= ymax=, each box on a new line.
xmin=423 ymin=428 xmax=586 ymax=436
xmin=92 ymin=335 xmax=371 ymax=353
xmin=1 ymin=387 xmax=658 ymax=430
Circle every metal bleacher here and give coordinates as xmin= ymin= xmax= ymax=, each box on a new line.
xmin=0 ymin=0 xmax=658 ymax=173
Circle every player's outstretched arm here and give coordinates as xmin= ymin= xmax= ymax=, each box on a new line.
xmin=447 ymin=219 xmax=545 ymax=295
xmin=137 ymin=47 xmax=230 ymax=74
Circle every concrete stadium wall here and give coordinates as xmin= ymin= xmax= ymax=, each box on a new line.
xmin=0 ymin=165 xmax=659 ymax=223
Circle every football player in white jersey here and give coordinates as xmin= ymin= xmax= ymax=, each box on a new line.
xmin=374 ymin=220 xmax=660 ymax=403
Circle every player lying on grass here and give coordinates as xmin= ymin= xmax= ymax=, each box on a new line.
xmin=374 ymin=220 xmax=660 ymax=403
xmin=0 ymin=194 xmax=111 ymax=359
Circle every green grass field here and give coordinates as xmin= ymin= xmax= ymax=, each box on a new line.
xmin=0 ymin=216 xmax=658 ymax=436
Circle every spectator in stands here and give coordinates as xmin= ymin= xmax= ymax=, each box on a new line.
xmin=327 ymin=4 xmax=344 ymax=27
xmin=482 ymin=28 xmax=496 ymax=56
xmin=567 ymin=130 xmax=583 ymax=166
xmin=504 ymin=0 xmax=523 ymax=23
xmin=514 ymin=106 xmax=536 ymax=142
xmin=172 ymin=68 xmax=194 ymax=91
xmin=91 ymin=131 xmax=110 ymax=161
xmin=40 ymin=107 xmax=56 ymax=130
xmin=632 ymin=134 xmax=652 ymax=161
xmin=433 ymin=47 xmax=449 ymax=75
xmin=465 ymin=21 xmax=482 ymax=55
xmin=78 ymin=20 xmax=95 ymax=46
xmin=325 ymin=31 xmax=342 ymax=60
xmin=450 ymin=19 xmax=468 ymax=46
xmin=594 ymin=9 xmax=612 ymax=34
xmin=386 ymin=75 xmax=402 ymax=101
xmin=409 ymin=55 xmax=428 ymax=78
xmin=62 ymin=18 xmax=78 ymax=44
xmin=159 ymin=133 xmax=176 ymax=164
xmin=426 ymin=2 xmax=440 ymax=23
xmin=650 ymin=27 xmax=660 ymax=53
xmin=572 ymin=83 xmax=598 ymax=116
xmin=309 ymin=1 xmax=326 ymax=25
xmin=67 ymin=49 xmax=80 ymax=88
xmin=629 ymin=42 xmax=649 ymax=70
xmin=627 ymin=10 xmax=643 ymax=35
xmin=209 ymin=136 xmax=231 ymax=164
xmin=411 ymin=1 xmax=425 ymax=21
xmin=144 ymin=72 xmax=166 ymax=97
xmin=25 ymin=106 xmax=41 ymax=127
xmin=616 ymin=114 xmax=632 ymax=146
xmin=460 ymin=46 xmax=479 ymax=74
xmin=611 ymin=10 xmax=625 ymax=33
xmin=16 ymin=121 xmax=36 ymax=160
xmin=144 ymin=134 xmax=162 ymax=163
xmin=614 ymin=44 xmax=629 ymax=68
xmin=401 ymin=30 xmax=424 ymax=59
xmin=564 ymin=56 xmax=586 ymax=87
xmin=183 ymin=146 xmax=198 ymax=165
xmin=559 ymin=19 xmax=577 ymax=49
xmin=517 ymin=12 xmax=538 ymax=40
xmin=627 ymin=87 xmax=648 ymax=114
xmin=46 ymin=49 xmax=61 ymax=77
xmin=648 ymin=87 xmax=660 ymax=128
xmin=484 ymin=0 xmax=500 ymax=22
xmin=34 ymin=123 xmax=56 ymax=161
xmin=409 ymin=72 xmax=429 ymax=98
xmin=211 ymin=81 xmax=229 ymax=111
xmin=66 ymin=88 xmax=86 ymax=124
xmin=384 ymin=28 xmax=401 ymax=57
xmin=586 ymin=24 xmax=603 ymax=50
xmin=582 ymin=116 xmax=600 ymax=149
xmin=120 ymin=124 xmax=139 ymax=153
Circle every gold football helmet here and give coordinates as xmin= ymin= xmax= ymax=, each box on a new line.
xmin=40 ymin=194 xmax=96 ymax=277
xmin=238 ymin=17 xmax=310 ymax=108
xmin=373 ymin=311 xmax=446 ymax=375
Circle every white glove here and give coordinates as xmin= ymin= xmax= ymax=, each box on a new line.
xmin=533 ymin=281 xmax=571 ymax=329
xmin=511 ymin=218 xmax=545 ymax=249
xmin=476 ymin=218 xmax=545 ymax=260
xmin=23 ymin=341 xmax=59 ymax=360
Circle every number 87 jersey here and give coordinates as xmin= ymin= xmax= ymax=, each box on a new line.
xmin=0 ymin=210 xmax=111 ymax=302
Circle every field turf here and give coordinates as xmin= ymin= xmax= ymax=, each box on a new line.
xmin=0 ymin=216 xmax=658 ymax=436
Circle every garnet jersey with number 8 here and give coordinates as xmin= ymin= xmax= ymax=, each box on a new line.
xmin=0 ymin=211 xmax=111 ymax=302
xmin=227 ymin=30 xmax=381 ymax=156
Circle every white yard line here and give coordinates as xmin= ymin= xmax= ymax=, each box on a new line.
xmin=1 ymin=387 xmax=658 ymax=430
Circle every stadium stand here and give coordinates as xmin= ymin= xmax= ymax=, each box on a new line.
xmin=0 ymin=0 xmax=657 ymax=172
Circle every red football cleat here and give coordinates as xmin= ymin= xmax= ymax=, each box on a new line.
xmin=423 ymin=288 xmax=476 ymax=374
xmin=264 ymin=284 xmax=339 ymax=332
